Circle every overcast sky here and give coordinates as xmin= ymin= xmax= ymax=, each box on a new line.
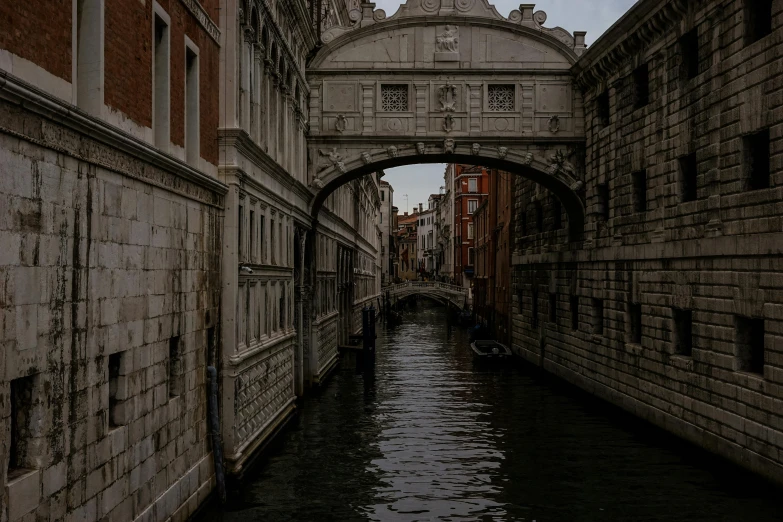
xmin=376 ymin=0 xmax=636 ymax=210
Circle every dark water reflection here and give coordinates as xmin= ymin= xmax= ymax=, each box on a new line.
xmin=204 ymin=300 xmax=781 ymax=521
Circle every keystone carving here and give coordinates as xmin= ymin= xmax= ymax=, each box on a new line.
xmin=361 ymin=152 xmax=372 ymax=165
xmin=443 ymin=114 xmax=455 ymax=133
xmin=387 ymin=146 xmax=398 ymax=158
xmin=319 ymin=148 xmax=346 ymax=173
xmin=471 ymin=143 xmax=481 ymax=155
xmin=498 ymin=146 xmax=508 ymax=159
xmin=437 ymin=84 xmax=457 ymax=112
xmin=443 ymin=139 xmax=455 ymax=154
xmin=335 ymin=115 xmax=347 ymax=133
xmin=416 ymin=142 xmax=426 ymax=154
xmin=548 ymin=115 xmax=561 ymax=134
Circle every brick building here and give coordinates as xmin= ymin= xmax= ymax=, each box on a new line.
xmin=474 ymin=169 xmax=515 ymax=343
xmin=0 ymin=1 xmax=223 ymax=521
xmin=395 ymin=211 xmax=419 ymax=282
xmin=452 ymin=165 xmax=490 ymax=290
xmin=513 ymin=0 xmax=783 ymax=485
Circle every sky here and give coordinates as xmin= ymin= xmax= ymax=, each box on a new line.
xmin=373 ymin=0 xmax=637 ymax=211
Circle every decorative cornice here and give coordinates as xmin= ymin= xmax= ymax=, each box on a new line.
xmin=0 ymin=71 xmax=226 ymax=204
xmin=572 ymin=0 xmax=687 ymax=91
xmin=179 ymin=0 xmax=221 ymax=44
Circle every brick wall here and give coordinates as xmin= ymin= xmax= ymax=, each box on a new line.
xmin=511 ymin=0 xmax=783 ymax=484
xmin=0 ymin=1 xmax=72 ymax=82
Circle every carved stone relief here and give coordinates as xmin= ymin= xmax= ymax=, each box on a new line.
xmin=437 ymin=84 xmax=458 ymax=112
xmin=443 ymin=139 xmax=455 ymax=154
xmin=548 ymin=115 xmax=560 ymax=134
xmin=435 ymin=25 xmax=460 ymax=61
xmin=443 ymin=114 xmax=455 ymax=133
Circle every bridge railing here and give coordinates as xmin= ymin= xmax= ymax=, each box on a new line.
xmin=385 ymin=281 xmax=468 ymax=296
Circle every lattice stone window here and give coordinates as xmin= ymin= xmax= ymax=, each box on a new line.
xmin=488 ymin=84 xmax=515 ymax=111
xmin=381 ymin=84 xmax=409 ymax=111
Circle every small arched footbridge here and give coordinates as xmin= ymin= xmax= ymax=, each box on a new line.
xmin=385 ymin=281 xmax=469 ymax=309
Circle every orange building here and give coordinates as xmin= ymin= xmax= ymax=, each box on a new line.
xmin=453 ymin=165 xmax=490 ymax=289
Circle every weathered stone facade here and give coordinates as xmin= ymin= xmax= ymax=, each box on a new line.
xmin=512 ymin=0 xmax=783 ymax=485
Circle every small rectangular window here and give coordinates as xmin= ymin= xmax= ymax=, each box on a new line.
xmin=468 ymin=178 xmax=478 ymax=193
xmin=488 ymin=84 xmax=515 ymax=111
xmin=76 ymin=0 xmax=104 ymax=115
xmin=598 ymin=182 xmax=610 ymax=220
xmin=596 ymin=90 xmax=610 ymax=127
xmin=745 ymin=0 xmax=773 ymax=45
xmin=520 ymin=211 xmax=528 ymax=236
xmin=153 ymin=12 xmax=171 ymax=150
xmin=632 ymin=64 xmax=650 ymax=109
xmin=381 ymin=84 xmax=409 ymax=112
xmin=381 ymin=191 xmax=385 ymax=201
xmin=679 ymin=28 xmax=699 ymax=81
xmin=672 ymin=308 xmax=693 ymax=357
xmin=259 ymin=215 xmax=265 ymax=263
xmin=468 ymin=248 xmax=475 ymax=265
xmin=279 ymin=285 xmax=286 ymax=330
xmin=8 ymin=375 xmax=37 ymax=477
xmin=532 ymin=289 xmax=539 ymax=328
xmin=270 ymin=219 xmax=276 ymax=265
xmin=468 ymin=200 xmax=478 ymax=213
xmin=592 ymin=298 xmax=604 ymax=335
xmin=108 ymin=352 xmax=130 ymax=428
xmin=570 ymin=295 xmax=579 ymax=331
xmin=744 ymin=129 xmax=770 ymax=191
xmin=467 ymin=223 xmax=474 ymax=240
xmin=679 ymin=153 xmax=698 ymax=202
xmin=249 ymin=210 xmax=255 ymax=262
xmin=632 ymin=170 xmax=647 ymax=212
xmin=552 ymin=198 xmax=562 ymax=230
xmin=535 ymin=201 xmax=543 ymax=232
xmin=517 ymin=290 xmax=524 ymax=313
xmin=169 ymin=336 xmax=182 ymax=398
xmin=185 ymin=45 xmax=200 ymax=165
xmin=549 ymin=293 xmax=557 ymax=323
xmin=238 ymin=205 xmax=244 ymax=261
xmin=736 ymin=316 xmax=765 ymax=375
xmin=629 ymin=302 xmax=642 ymax=344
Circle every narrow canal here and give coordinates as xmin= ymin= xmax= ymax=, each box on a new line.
xmin=205 ymin=300 xmax=781 ymax=521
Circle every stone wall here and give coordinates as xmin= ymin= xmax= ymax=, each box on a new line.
xmin=0 ymin=96 xmax=223 ymax=521
xmin=512 ymin=0 xmax=783 ymax=484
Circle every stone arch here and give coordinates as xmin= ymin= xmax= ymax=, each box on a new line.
xmin=309 ymin=144 xmax=585 ymax=241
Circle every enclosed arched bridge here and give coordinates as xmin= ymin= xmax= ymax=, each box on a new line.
xmin=385 ymin=281 xmax=469 ymax=309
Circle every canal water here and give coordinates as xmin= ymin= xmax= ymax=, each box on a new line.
xmin=205 ymin=300 xmax=781 ymax=521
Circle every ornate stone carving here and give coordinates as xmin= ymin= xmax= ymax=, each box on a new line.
xmin=310 ymin=177 xmax=324 ymax=189
xmin=471 ymin=143 xmax=481 ymax=155
xmin=319 ymin=148 xmax=346 ymax=173
xmin=361 ymin=152 xmax=372 ymax=165
xmin=387 ymin=146 xmax=398 ymax=158
xmin=548 ymin=115 xmax=561 ymax=134
xmin=522 ymin=152 xmax=534 ymax=165
xmin=443 ymin=139 xmax=455 ymax=154
xmin=416 ymin=142 xmax=426 ymax=155
xmin=335 ymin=115 xmax=347 ymax=133
xmin=498 ymin=146 xmax=508 ymax=159
xmin=243 ymin=26 xmax=256 ymax=44
xmin=437 ymin=84 xmax=458 ymax=112
xmin=443 ymin=114 xmax=455 ymax=133
xmin=549 ymin=150 xmax=575 ymax=177
xmin=436 ymin=25 xmax=459 ymax=53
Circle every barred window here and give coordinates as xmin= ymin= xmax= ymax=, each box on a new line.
xmin=488 ymin=85 xmax=515 ymax=111
xmin=381 ymin=84 xmax=409 ymax=111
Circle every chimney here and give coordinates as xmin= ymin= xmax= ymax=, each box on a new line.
xmin=404 ymin=212 xmax=408 ymax=216
xmin=419 ymin=203 xmax=423 ymax=213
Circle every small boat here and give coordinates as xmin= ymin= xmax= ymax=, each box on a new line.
xmin=470 ymin=340 xmax=512 ymax=360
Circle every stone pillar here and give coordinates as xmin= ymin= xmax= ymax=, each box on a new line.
xmin=240 ymin=28 xmax=253 ymax=134
xmin=361 ymin=81 xmax=375 ymax=134
xmin=468 ymin=82 xmax=482 ymax=135
xmin=414 ymin=81 xmax=428 ymax=136
xmin=252 ymin=44 xmax=264 ymax=141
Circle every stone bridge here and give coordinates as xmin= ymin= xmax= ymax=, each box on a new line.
xmin=385 ymin=281 xmax=469 ymax=308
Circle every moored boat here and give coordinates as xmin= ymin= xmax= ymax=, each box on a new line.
xmin=470 ymin=340 xmax=512 ymax=360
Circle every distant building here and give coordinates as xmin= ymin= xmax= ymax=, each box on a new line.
xmin=453 ymin=165 xmax=490 ymax=291
xmin=380 ymin=180 xmax=395 ymax=285
xmin=395 ymin=211 xmax=419 ymax=281
xmin=438 ymin=165 xmax=456 ymax=283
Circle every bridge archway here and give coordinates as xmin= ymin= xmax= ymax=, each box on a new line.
xmin=300 ymin=0 xmax=589 ymax=386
